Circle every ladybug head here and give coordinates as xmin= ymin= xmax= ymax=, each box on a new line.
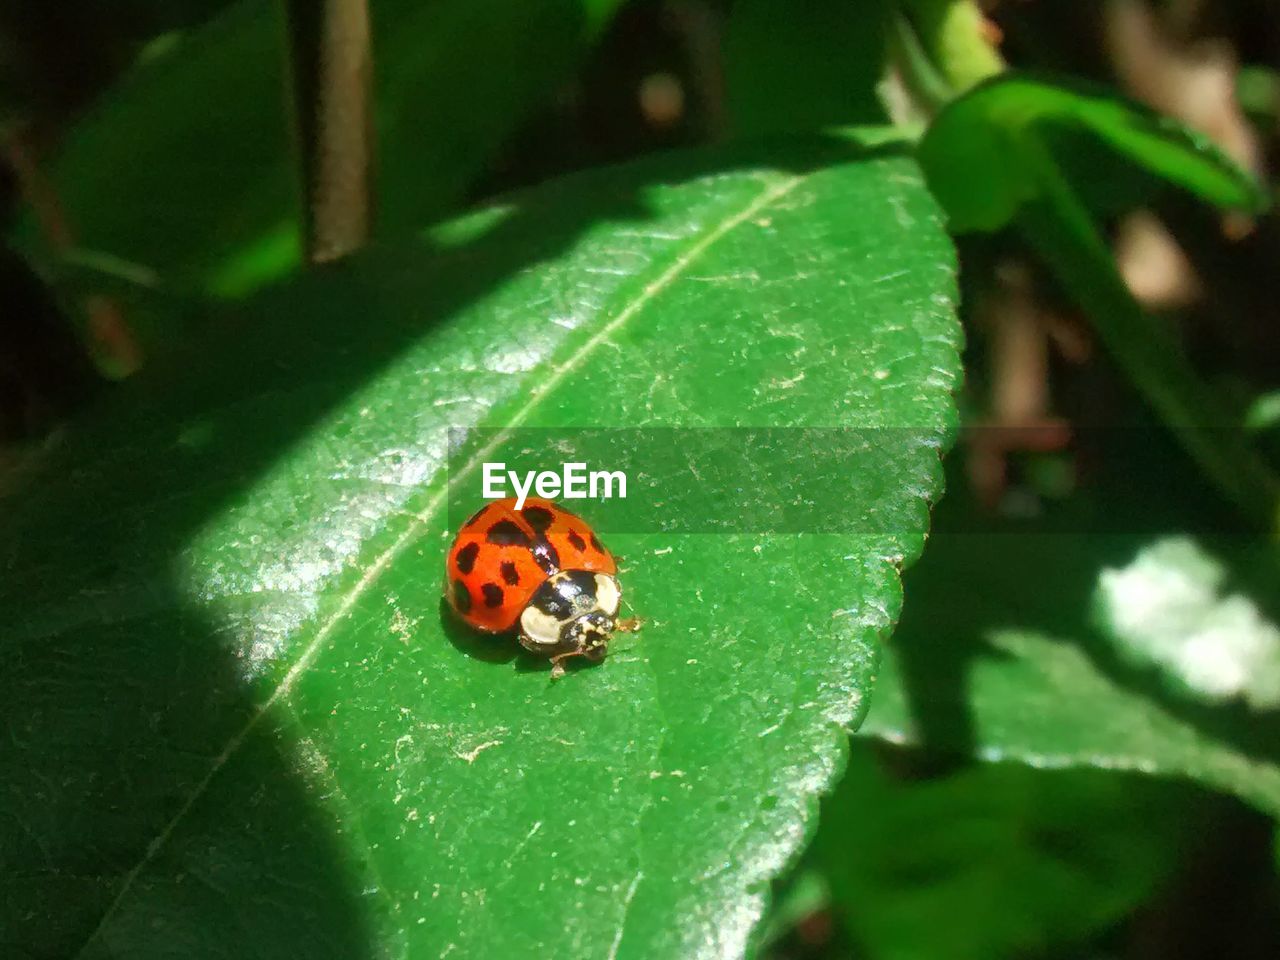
xmin=561 ymin=611 xmax=615 ymax=661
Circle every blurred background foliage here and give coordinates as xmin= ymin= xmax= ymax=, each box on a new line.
xmin=3 ymin=1 xmax=1280 ymax=958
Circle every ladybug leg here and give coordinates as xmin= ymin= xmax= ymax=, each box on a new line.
xmin=549 ymin=651 xmax=574 ymax=680
xmin=549 ymin=638 xmax=612 ymax=678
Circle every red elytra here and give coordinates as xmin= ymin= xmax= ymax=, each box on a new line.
xmin=443 ymin=497 xmax=617 ymax=633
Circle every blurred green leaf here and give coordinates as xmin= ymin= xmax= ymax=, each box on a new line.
xmin=2 ymin=142 xmax=961 ymax=957
xmin=866 ymin=614 xmax=1280 ymax=818
xmin=858 ymin=448 xmax=1280 ymax=818
xmin=724 ymin=0 xmax=890 ymax=137
xmin=372 ymin=0 xmax=620 ymax=235
xmin=1237 ymin=65 xmax=1280 ymax=126
xmin=918 ymin=72 xmax=1280 ymax=526
xmin=755 ymin=866 xmax=831 ymax=951
xmin=14 ymin=0 xmax=623 ymax=306
xmin=898 ymin=0 xmax=1004 ymax=94
xmin=920 ymin=73 xmax=1268 ymax=233
xmin=815 ymin=741 xmax=1195 ymax=960
xmin=1016 ymin=161 xmax=1280 ymax=528
xmin=1246 ymin=390 xmax=1280 ymax=433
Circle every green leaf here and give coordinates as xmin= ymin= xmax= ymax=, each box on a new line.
xmin=1245 ymin=390 xmax=1280 ymax=433
xmin=866 ymin=615 xmax=1280 ymax=818
xmin=1015 ymin=163 xmax=1280 ymax=528
xmin=1237 ymin=65 xmax=1280 ymax=125
xmin=2 ymin=142 xmax=961 ymax=957
xmin=724 ymin=0 xmax=890 ymax=137
xmin=858 ymin=451 xmax=1280 ymax=818
xmin=898 ymin=0 xmax=1005 ymax=95
xmin=920 ymin=72 xmax=1268 ymax=233
xmin=14 ymin=0 xmax=622 ymax=304
xmin=815 ymin=742 xmax=1196 ymax=960
xmin=754 ymin=865 xmax=831 ymax=951
xmin=918 ymin=72 xmax=1280 ymax=527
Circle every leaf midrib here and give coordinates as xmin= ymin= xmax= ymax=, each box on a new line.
xmin=74 ymin=169 xmax=812 ymax=953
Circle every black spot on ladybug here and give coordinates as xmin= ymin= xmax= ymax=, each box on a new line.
xmin=521 ymin=505 xmax=555 ymax=533
xmin=455 ymin=542 xmax=480 ymax=575
xmin=452 ymin=579 xmax=472 ymax=614
xmin=500 ymin=561 xmax=520 ymax=586
xmin=532 ymin=540 xmax=561 ymax=574
xmin=481 ymin=583 xmax=504 ymax=608
xmin=589 ymin=533 xmax=604 ymax=553
xmin=567 ymin=529 xmax=586 ymax=552
xmin=487 ymin=519 xmax=531 ymax=547
xmin=465 ymin=504 xmax=489 ymax=527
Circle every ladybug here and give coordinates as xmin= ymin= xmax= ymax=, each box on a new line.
xmin=444 ymin=497 xmax=635 ymax=677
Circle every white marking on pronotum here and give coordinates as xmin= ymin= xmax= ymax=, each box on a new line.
xmin=77 ymin=171 xmax=810 ymax=950
xmin=520 ymin=603 xmax=564 ymax=647
xmin=594 ymin=574 xmax=621 ymax=617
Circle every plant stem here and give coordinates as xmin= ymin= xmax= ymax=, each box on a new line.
xmin=4 ymin=128 xmax=142 ymax=376
xmin=284 ymin=0 xmax=374 ymax=264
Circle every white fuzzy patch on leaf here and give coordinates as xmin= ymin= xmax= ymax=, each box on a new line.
xmin=1095 ymin=537 xmax=1280 ymax=709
